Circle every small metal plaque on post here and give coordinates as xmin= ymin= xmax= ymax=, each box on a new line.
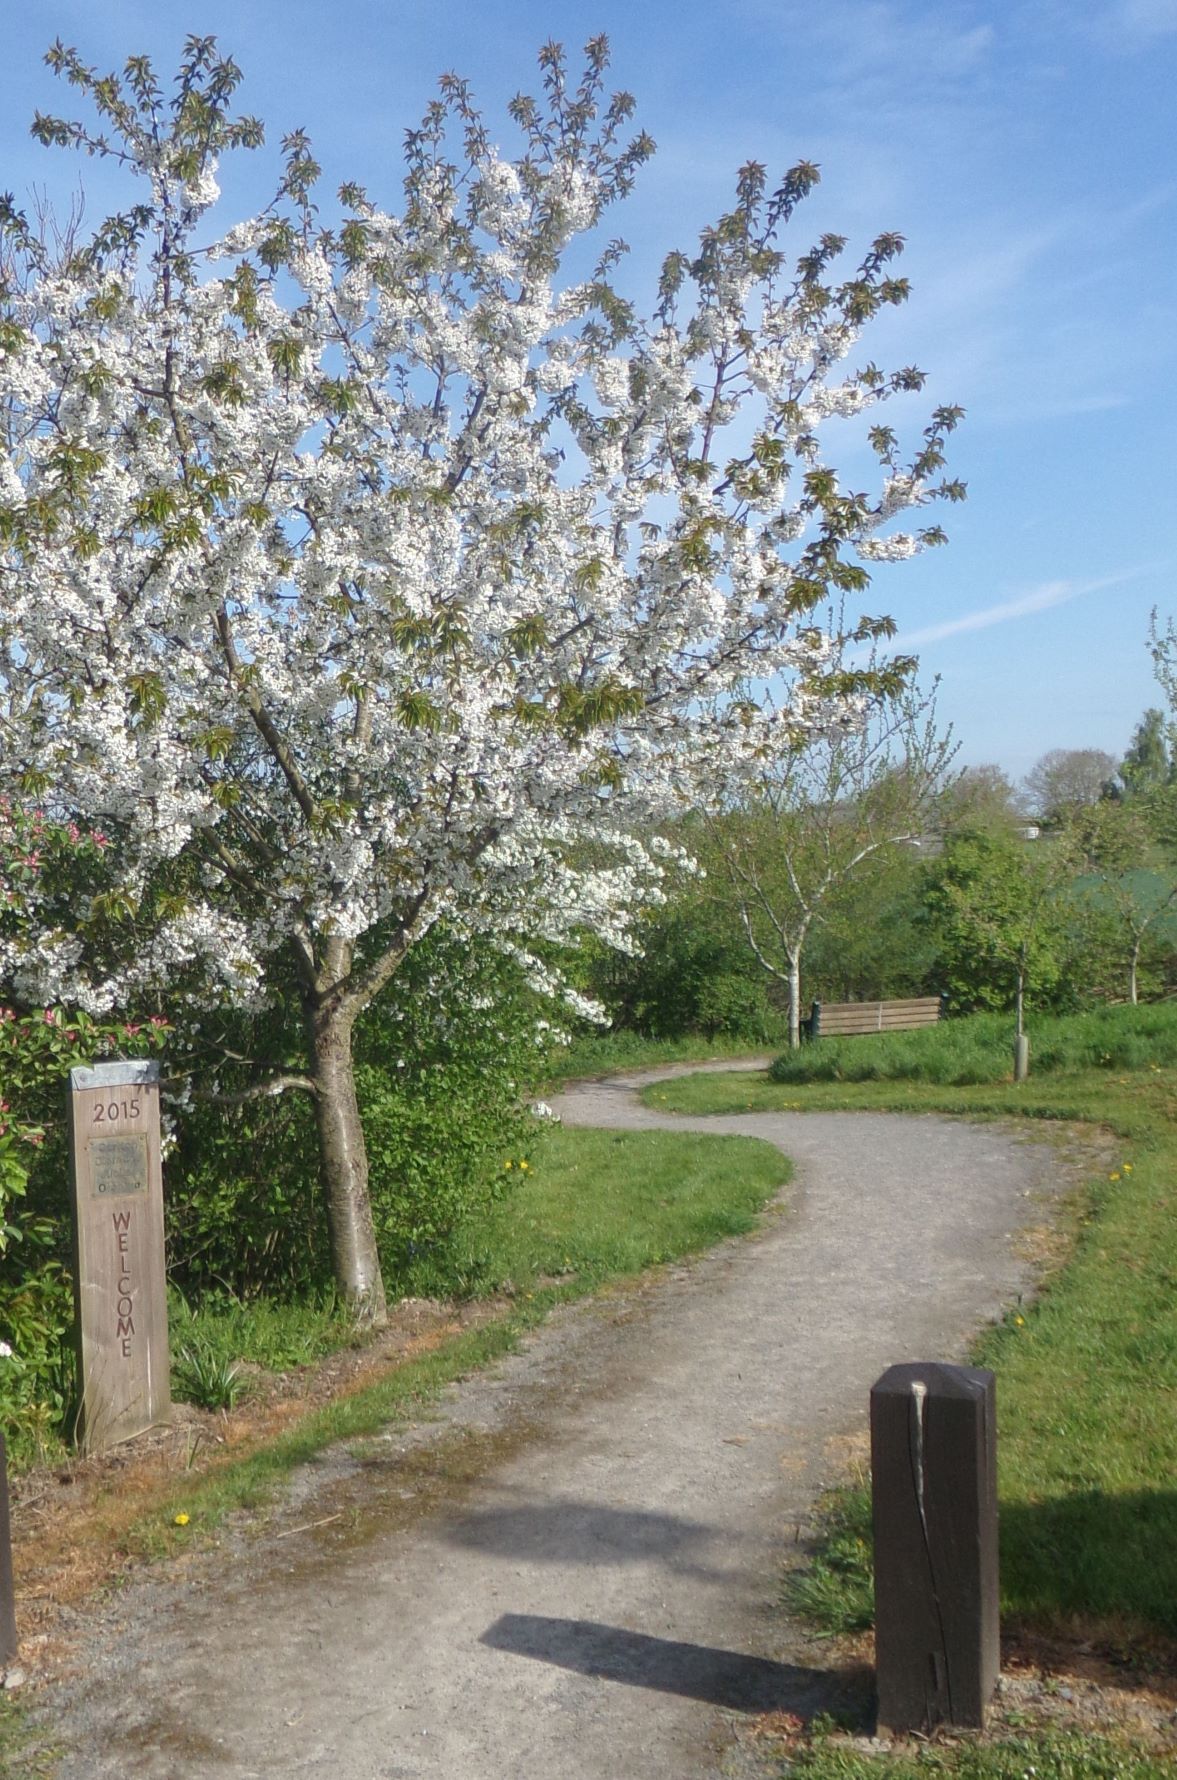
xmin=870 ymin=1361 xmax=998 ymax=1736
xmin=68 ymin=1061 xmax=170 ymax=1453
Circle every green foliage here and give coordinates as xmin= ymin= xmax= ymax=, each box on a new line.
xmin=1119 ymin=706 xmax=1172 ymax=798
xmin=0 ymin=1254 xmax=75 ymax=1463
xmin=804 ymin=843 xmax=938 ymax=1002
xmin=355 ymin=933 xmax=544 ymax=1291
xmin=165 ymin=1086 xmax=326 ymax=1300
xmin=924 ymin=828 xmax=1077 ymax=1015
xmin=937 ymin=763 xmax=1026 ymax=834
xmin=587 ymin=888 xmax=775 ymax=1040
xmin=357 ymin=1059 xmax=526 ymax=1294
xmin=165 ymin=927 xmax=548 ymax=1301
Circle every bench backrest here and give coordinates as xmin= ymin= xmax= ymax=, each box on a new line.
xmin=810 ymin=997 xmax=943 ymax=1039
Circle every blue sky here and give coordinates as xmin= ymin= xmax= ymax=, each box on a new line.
xmin=3 ymin=0 xmax=1175 ymax=783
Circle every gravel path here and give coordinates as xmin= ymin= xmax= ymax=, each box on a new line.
xmin=37 ymin=1067 xmax=1074 ymax=1779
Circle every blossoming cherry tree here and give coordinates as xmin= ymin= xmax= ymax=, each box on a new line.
xmin=0 ymin=37 xmax=963 ymax=1317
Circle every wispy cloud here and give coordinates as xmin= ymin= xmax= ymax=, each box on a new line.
xmin=897 ymin=571 xmax=1137 ymax=649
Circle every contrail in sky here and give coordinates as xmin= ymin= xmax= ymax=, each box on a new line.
xmin=896 ymin=570 xmax=1138 ymax=650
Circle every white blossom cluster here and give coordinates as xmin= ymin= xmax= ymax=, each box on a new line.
xmin=0 ymin=74 xmax=958 ymax=1025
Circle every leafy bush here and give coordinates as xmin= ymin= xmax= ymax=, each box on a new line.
xmin=0 ymin=1251 xmax=76 ymax=1461
xmin=587 ymin=891 xmax=777 ymax=1040
xmin=355 ymin=932 xmax=541 ymax=1293
xmin=164 ymin=927 xmax=549 ymax=1302
xmin=164 ymin=1087 xmax=327 ymax=1300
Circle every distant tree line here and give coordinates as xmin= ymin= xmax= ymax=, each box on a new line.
xmin=586 ymin=704 xmax=1177 ymax=1040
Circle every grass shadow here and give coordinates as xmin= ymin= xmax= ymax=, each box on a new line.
xmin=1000 ymin=1489 xmax=1177 ymax=1656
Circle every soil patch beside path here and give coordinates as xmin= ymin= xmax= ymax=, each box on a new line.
xmin=21 ymin=1068 xmax=1099 ymax=1778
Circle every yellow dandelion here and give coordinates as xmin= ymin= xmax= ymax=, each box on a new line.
xmin=1013 ymin=1316 xmax=1025 ymax=1327
xmin=519 ymin=1159 xmax=530 ymax=1172
xmin=1109 ymin=1172 xmax=1121 ymax=1182
xmin=503 ymin=1160 xmax=514 ymax=1170
xmin=1122 ymin=1162 xmax=1133 ymax=1173
xmin=173 ymin=1511 xmax=190 ymax=1527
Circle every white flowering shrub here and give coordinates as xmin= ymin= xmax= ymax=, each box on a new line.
xmin=0 ymin=36 xmax=962 ymax=1316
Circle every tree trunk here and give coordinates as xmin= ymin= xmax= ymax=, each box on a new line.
xmin=306 ymin=999 xmax=388 ymax=1326
xmin=1129 ymin=939 xmax=1140 ymax=1005
xmin=788 ymin=954 xmax=802 ymax=1050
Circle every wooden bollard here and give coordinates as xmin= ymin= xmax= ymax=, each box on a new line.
xmin=870 ymin=1362 xmax=998 ymax=1735
xmin=0 ymin=1433 xmax=16 ymax=1668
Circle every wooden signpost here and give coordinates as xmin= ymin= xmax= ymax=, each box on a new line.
xmin=68 ymin=1061 xmax=170 ymax=1454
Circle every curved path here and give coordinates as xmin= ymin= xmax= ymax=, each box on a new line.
xmin=41 ymin=1067 xmax=1071 ymax=1780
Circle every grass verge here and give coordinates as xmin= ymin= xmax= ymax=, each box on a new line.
xmin=776 ymin=1727 xmax=1176 ymax=1778
xmin=640 ymin=1033 xmax=1177 ymax=1645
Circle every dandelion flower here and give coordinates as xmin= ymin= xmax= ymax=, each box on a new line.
xmin=173 ymin=1511 xmax=190 ymax=1527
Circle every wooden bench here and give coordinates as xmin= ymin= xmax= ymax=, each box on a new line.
xmin=806 ymin=996 xmax=944 ymax=1040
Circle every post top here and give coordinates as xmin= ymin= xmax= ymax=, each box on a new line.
xmin=871 ymin=1361 xmax=994 ymax=1401
xmin=69 ymin=1059 xmax=160 ymax=1092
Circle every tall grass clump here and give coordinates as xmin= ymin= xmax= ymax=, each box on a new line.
xmin=768 ymin=1003 xmax=1177 ymax=1086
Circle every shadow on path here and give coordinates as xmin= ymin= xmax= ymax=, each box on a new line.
xmin=480 ymin=1613 xmax=872 ymax=1719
